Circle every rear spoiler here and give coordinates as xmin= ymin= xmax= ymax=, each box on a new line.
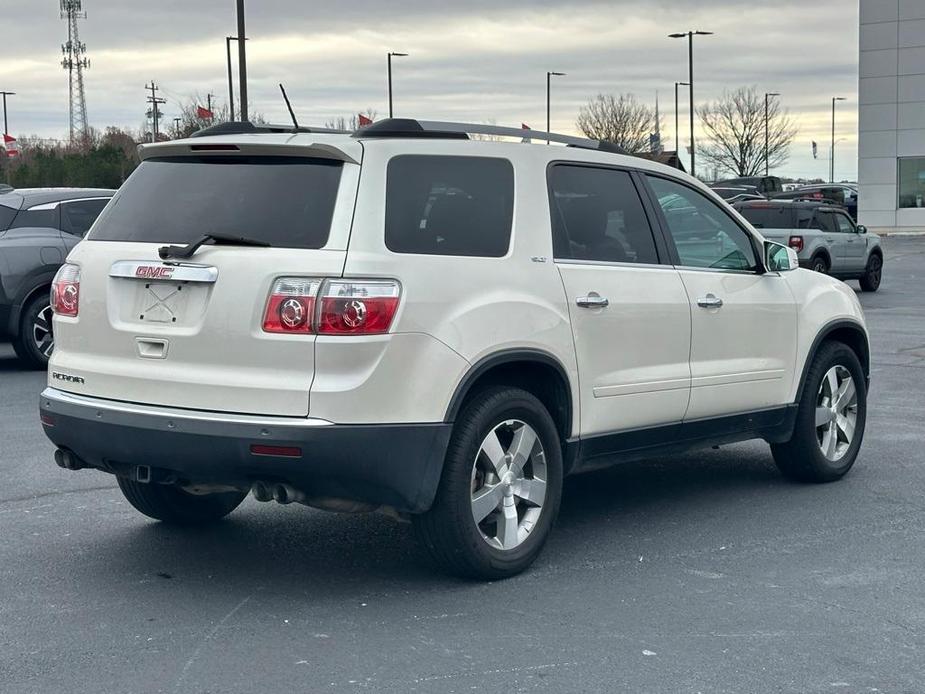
xmin=137 ymin=141 xmax=360 ymax=165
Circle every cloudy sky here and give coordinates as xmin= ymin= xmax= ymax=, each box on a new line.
xmin=1 ymin=0 xmax=859 ymax=180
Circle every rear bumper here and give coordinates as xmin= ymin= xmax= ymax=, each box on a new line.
xmin=39 ymin=388 xmax=451 ymax=513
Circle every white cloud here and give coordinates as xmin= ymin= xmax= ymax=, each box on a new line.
xmin=0 ymin=0 xmax=858 ymax=179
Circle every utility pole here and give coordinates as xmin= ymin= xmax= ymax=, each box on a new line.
xmin=173 ymin=117 xmax=182 ymax=138
xmin=0 ymin=91 xmax=13 ymax=136
xmin=387 ymin=52 xmax=408 ymax=118
xmin=674 ymin=81 xmax=688 ymax=156
xmin=764 ymin=92 xmax=780 ymax=176
xmin=145 ymin=81 xmax=166 ymax=143
xmin=206 ymin=92 xmax=215 ymax=121
xmin=546 ymin=71 xmax=566 ymax=145
xmin=236 ymin=0 xmax=248 ymax=122
xmin=669 ymin=30 xmax=713 ymax=177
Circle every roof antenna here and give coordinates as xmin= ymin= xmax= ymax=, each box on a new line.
xmin=278 ymin=83 xmax=299 ymax=132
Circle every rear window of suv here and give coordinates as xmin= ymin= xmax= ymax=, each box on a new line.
xmin=385 ymin=155 xmax=514 ymax=257
xmin=89 ymin=156 xmax=343 ymax=249
xmin=737 ymin=206 xmax=795 ymax=229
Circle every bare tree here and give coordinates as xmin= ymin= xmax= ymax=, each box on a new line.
xmin=324 ymin=108 xmax=379 ymax=132
xmin=576 ymin=93 xmax=660 ymax=154
xmin=697 ymin=86 xmax=798 ymax=178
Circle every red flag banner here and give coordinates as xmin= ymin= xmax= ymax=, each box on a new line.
xmin=3 ymin=133 xmax=14 ymax=143
xmin=3 ymin=133 xmax=16 ymax=157
xmin=196 ymin=106 xmax=214 ymax=120
xmin=521 ymin=123 xmax=530 ymax=130
xmin=358 ymin=114 xmax=373 ymax=127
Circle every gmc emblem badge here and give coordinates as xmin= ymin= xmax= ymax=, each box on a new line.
xmin=135 ymin=266 xmax=175 ymax=279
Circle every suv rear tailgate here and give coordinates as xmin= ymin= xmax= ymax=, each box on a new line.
xmin=50 ymin=141 xmax=361 ymax=416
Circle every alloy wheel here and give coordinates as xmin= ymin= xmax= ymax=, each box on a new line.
xmin=470 ymin=419 xmax=547 ymax=551
xmin=867 ymin=256 xmax=882 ymax=287
xmin=31 ymin=304 xmax=54 ymax=359
xmin=815 ymin=365 xmax=858 ymax=462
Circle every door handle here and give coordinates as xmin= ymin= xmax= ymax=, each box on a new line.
xmin=696 ymin=294 xmax=723 ymax=309
xmin=825 ymin=237 xmax=835 ymax=242
xmin=576 ymin=292 xmax=609 ymax=309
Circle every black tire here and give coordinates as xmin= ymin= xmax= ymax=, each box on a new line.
xmin=117 ymin=477 xmax=247 ymax=525
xmin=810 ymin=254 xmax=829 ymax=274
xmin=859 ymin=253 xmax=883 ymax=292
xmin=771 ymin=341 xmax=866 ymax=483
xmin=11 ymin=292 xmax=54 ymax=369
xmin=412 ymin=387 xmax=563 ymax=580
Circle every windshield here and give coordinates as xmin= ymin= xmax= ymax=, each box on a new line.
xmin=89 ymin=155 xmax=343 ymax=249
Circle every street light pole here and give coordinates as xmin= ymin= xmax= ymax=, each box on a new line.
xmin=0 ymin=91 xmax=13 ymax=136
xmin=236 ymin=0 xmax=248 ymax=122
xmin=546 ymin=71 xmax=566 ymax=145
xmin=831 ymin=96 xmax=846 ymax=183
xmin=674 ymin=81 xmax=689 ymax=156
xmin=387 ymin=52 xmax=408 ymax=118
xmin=764 ymin=91 xmax=780 ymax=176
xmin=669 ymin=30 xmax=712 ymax=177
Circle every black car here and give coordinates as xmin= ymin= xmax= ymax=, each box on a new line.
xmin=0 ymin=187 xmax=114 ymax=367
xmin=772 ymin=184 xmax=858 ymax=220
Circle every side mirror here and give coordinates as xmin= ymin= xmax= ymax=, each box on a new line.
xmin=765 ymin=241 xmax=799 ymax=272
xmin=857 ymin=224 xmax=868 ymax=234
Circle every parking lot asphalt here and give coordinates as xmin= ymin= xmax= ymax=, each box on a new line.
xmin=2 ymin=237 xmax=925 ymax=694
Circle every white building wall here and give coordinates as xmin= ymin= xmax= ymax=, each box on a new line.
xmin=858 ymin=0 xmax=925 ymax=232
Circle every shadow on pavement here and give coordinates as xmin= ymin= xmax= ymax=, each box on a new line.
xmin=63 ymin=444 xmax=789 ymax=594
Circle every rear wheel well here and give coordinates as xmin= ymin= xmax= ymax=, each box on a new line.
xmin=447 ymin=357 xmax=573 ymax=455
xmin=811 ymin=249 xmax=831 ymax=265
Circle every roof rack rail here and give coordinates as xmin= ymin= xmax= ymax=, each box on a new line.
xmin=190 ymin=121 xmax=349 ymax=138
xmin=352 ymin=118 xmax=628 ymax=154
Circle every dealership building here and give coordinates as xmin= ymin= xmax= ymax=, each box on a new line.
xmin=859 ymin=0 xmax=925 ymax=232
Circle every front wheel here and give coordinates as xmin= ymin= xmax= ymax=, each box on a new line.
xmin=117 ymin=477 xmax=247 ymax=525
xmin=413 ymin=387 xmax=563 ymax=580
xmin=771 ymin=341 xmax=866 ymax=483
xmin=859 ymin=254 xmax=882 ymax=292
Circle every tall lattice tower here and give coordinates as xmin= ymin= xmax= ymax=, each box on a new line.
xmin=60 ymin=0 xmax=90 ymax=148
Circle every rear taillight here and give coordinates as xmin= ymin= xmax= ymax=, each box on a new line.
xmin=318 ymin=280 xmax=401 ymax=335
xmin=788 ymin=235 xmax=804 ymax=252
xmin=51 ymin=263 xmax=80 ymax=317
xmin=262 ymin=277 xmax=322 ymax=334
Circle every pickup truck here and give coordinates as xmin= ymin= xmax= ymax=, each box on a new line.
xmin=734 ymin=199 xmax=883 ymax=292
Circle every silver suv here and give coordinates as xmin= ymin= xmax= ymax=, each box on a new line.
xmin=735 ymin=199 xmax=883 ymax=291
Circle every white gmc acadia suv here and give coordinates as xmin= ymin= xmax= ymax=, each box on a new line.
xmin=40 ymin=119 xmax=870 ymax=579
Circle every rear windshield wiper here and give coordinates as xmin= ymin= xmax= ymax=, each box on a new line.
xmin=158 ymin=233 xmax=270 ymax=260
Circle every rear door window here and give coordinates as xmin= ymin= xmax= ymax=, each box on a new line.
xmin=89 ymin=156 xmax=343 ymax=249
xmin=60 ymin=199 xmax=109 ymax=236
xmin=385 ymin=155 xmax=514 ymax=257
xmin=548 ymin=165 xmax=659 ymax=264
xmin=813 ymin=211 xmax=837 ymax=234
xmin=0 ymin=204 xmax=16 ymax=232
xmin=10 ymin=205 xmax=58 ymax=230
